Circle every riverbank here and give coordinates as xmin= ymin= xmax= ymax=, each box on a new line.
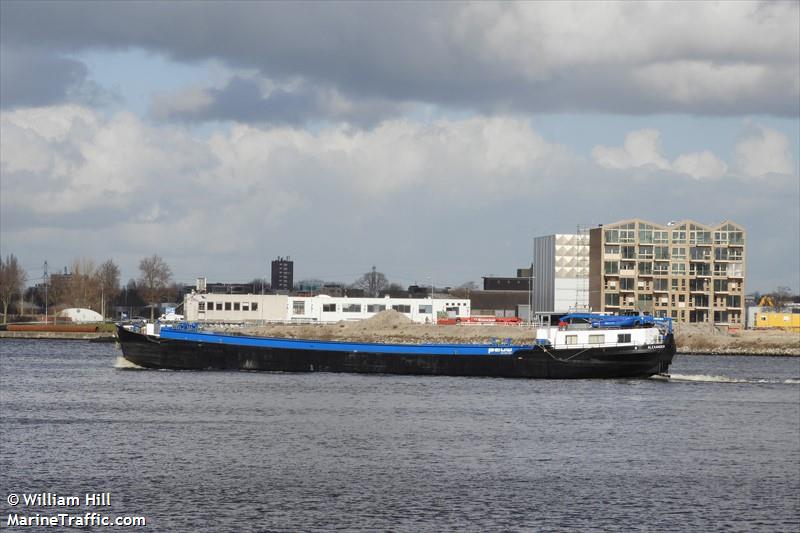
xmin=2 ymin=313 xmax=797 ymax=355
xmin=0 ymin=331 xmax=115 ymax=341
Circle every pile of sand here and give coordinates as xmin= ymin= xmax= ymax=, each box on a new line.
xmin=675 ymin=323 xmax=800 ymax=355
xmin=233 ymin=309 xmax=536 ymax=345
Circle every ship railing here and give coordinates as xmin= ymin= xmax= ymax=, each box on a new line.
xmin=553 ymin=340 xmax=657 ymax=350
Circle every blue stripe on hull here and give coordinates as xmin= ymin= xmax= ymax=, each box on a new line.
xmin=158 ymin=328 xmax=532 ymax=356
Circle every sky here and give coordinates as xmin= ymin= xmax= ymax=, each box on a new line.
xmin=1 ymin=0 xmax=798 ymax=292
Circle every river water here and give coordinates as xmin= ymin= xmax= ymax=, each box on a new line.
xmin=1 ymin=339 xmax=798 ymax=532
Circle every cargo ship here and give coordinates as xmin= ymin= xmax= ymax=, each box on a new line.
xmin=115 ymin=314 xmax=675 ymax=379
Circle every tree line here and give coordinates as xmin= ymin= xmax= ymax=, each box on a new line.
xmin=0 ymin=254 xmax=175 ymax=323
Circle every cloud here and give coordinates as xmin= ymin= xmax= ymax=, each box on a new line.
xmin=593 ymin=129 xmax=728 ymax=179
xmin=2 ymin=105 xmax=798 ymax=291
xmin=1 ymin=1 xmax=797 ymax=117
xmin=592 ymin=129 xmax=671 ymax=171
xmin=734 ymin=126 xmax=795 ymax=177
xmin=672 ymin=151 xmax=729 ymax=180
xmin=151 ymin=75 xmax=409 ymax=127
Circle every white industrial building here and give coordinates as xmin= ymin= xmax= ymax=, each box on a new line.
xmin=532 ymin=233 xmax=590 ymax=314
xmin=183 ymin=292 xmax=471 ymax=324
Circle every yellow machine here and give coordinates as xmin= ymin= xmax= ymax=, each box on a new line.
xmin=753 ymin=310 xmax=800 ymax=332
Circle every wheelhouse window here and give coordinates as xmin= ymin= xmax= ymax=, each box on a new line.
xmin=617 ymin=333 xmax=631 ymax=343
xmin=565 ymin=335 xmax=578 ymax=345
xmin=588 ymin=334 xmax=605 ymax=344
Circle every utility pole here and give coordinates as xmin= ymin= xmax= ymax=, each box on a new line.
xmin=43 ymin=261 xmax=49 ymax=325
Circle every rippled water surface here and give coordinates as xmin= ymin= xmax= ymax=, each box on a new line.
xmin=1 ymin=340 xmax=798 ymax=532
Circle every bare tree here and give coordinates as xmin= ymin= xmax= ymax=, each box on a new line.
xmin=95 ymin=259 xmax=121 ymax=319
xmin=0 ymin=254 xmax=26 ymax=323
xmin=353 ymin=266 xmax=388 ymax=297
xmin=138 ymin=255 xmax=172 ymax=320
xmin=771 ymin=286 xmax=793 ymax=308
xmin=68 ymin=258 xmax=98 ymax=309
xmin=449 ymin=281 xmax=478 ymax=299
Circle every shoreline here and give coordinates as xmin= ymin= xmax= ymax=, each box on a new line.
xmin=0 ymin=331 xmax=115 ymax=341
xmin=1 ymin=328 xmax=797 ymax=356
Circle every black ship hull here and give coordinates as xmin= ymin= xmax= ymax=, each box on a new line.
xmin=116 ymin=325 xmax=676 ymax=379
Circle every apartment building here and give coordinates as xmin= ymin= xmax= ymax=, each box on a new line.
xmin=589 ymin=219 xmax=745 ymax=326
xmin=271 ymin=256 xmax=294 ymax=292
xmin=532 ymin=234 xmax=590 ymax=314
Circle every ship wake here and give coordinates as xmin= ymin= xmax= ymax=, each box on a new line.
xmin=666 ymin=373 xmax=799 ymax=384
xmin=114 ymin=356 xmax=145 ymax=370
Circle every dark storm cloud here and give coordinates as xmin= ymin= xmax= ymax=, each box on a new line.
xmin=0 ymin=47 xmax=88 ymax=108
xmin=2 ymin=0 xmax=797 ymax=118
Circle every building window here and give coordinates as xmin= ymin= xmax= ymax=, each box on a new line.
xmin=671 ymin=263 xmax=686 ymax=275
xmin=323 ymin=303 xmax=336 ymax=312
xmin=605 ymin=293 xmax=619 ymax=306
xmin=419 ymin=305 xmax=432 ymax=314
xmin=621 ymin=246 xmax=636 ymax=259
xmin=653 ymin=262 xmax=669 ymax=275
xmin=251 ymin=302 xmax=258 ymax=311
xmin=216 ymin=302 xmax=223 ymax=311
xmin=620 ymin=278 xmax=634 ymax=290
xmin=293 ymin=301 xmax=305 ymax=315
xmin=654 ymin=279 xmax=669 ymax=291
xmin=588 ymin=334 xmax=604 ymax=344
xmin=604 ymin=245 xmax=620 ymax=255
xmin=343 ymin=303 xmax=361 ymax=313
xmin=617 ymin=333 xmax=631 ymax=343
xmin=242 ymin=303 xmax=249 ymax=311
xmin=234 ymin=302 xmax=240 ymax=311
xmin=653 ymin=230 xmax=669 ymax=244
xmin=224 ymin=302 xmax=231 ymax=311
xmin=604 ymin=261 xmax=619 ymax=274
xmin=367 ymin=304 xmax=386 ymax=313
xmin=565 ymin=335 xmax=578 ymax=345
xmin=393 ymin=304 xmax=411 ymax=314
xmin=604 ymin=230 xmax=619 ymax=243
xmin=672 ymin=230 xmax=686 ymax=244
xmin=198 ymin=302 xmax=205 ymax=311
xmin=638 ymin=262 xmax=653 ymax=275
xmin=654 ymin=246 xmax=669 ymax=260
